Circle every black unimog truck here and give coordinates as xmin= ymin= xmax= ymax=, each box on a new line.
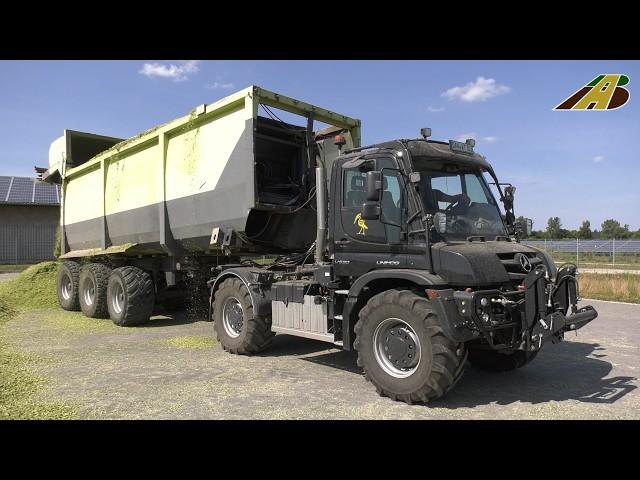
xmin=208 ymin=130 xmax=598 ymax=404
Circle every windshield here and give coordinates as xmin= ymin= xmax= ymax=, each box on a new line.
xmin=413 ymin=160 xmax=507 ymax=241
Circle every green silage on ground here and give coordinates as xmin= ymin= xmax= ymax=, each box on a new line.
xmin=0 ymin=261 xmax=59 ymax=313
xmin=0 ymin=261 xmax=78 ymax=419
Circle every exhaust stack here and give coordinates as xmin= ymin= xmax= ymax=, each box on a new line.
xmin=315 ymin=166 xmax=327 ymax=264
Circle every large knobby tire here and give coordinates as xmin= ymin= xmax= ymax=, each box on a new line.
xmin=79 ymin=263 xmax=112 ymax=318
xmin=354 ymin=289 xmax=467 ymax=404
xmin=107 ymin=266 xmax=155 ymax=326
xmin=213 ymin=278 xmax=274 ymax=355
xmin=56 ymin=261 xmax=81 ymax=311
xmin=467 ymin=348 xmax=538 ymax=372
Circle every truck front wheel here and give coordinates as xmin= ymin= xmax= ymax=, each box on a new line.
xmin=213 ymin=278 xmax=274 ymax=354
xmin=467 ymin=348 xmax=538 ymax=372
xmin=107 ymin=266 xmax=154 ymax=326
xmin=79 ymin=263 xmax=112 ymax=318
xmin=354 ymin=289 xmax=467 ymax=404
xmin=57 ymin=261 xmax=81 ymax=311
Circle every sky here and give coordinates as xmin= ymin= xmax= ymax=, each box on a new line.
xmin=0 ymin=60 xmax=638 ymax=231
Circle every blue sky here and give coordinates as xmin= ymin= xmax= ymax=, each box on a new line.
xmin=1 ymin=60 xmax=638 ymax=230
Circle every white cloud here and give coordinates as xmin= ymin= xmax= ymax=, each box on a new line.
xmin=206 ymin=82 xmax=235 ymax=89
xmin=138 ymin=60 xmax=200 ymax=82
xmin=483 ymin=136 xmax=497 ymax=143
xmin=455 ymin=132 xmax=477 ymax=142
xmin=442 ymin=76 xmax=511 ymax=102
xmin=593 ymin=155 xmax=606 ymax=163
xmin=427 ymin=106 xmax=445 ymax=112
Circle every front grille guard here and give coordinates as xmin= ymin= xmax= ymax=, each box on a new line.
xmin=451 ymin=265 xmax=597 ymax=351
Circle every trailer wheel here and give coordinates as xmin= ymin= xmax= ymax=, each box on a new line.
xmin=467 ymin=348 xmax=538 ymax=372
xmin=354 ymin=289 xmax=467 ymax=404
xmin=213 ymin=278 xmax=274 ymax=354
xmin=107 ymin=266 xmax=155 ymax=326
xmin=56 ymin=261 xmax=81 ymax=311
xmin=79 ymin=263 xmax=112 ymax=318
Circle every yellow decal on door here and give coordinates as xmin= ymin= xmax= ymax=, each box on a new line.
xmin=354 ymin=213 xmax=368 ymax=235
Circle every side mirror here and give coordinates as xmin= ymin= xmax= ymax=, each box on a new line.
xmin=361 ymin=201 xmax=381 ymax=220
xmin=502 ymin=185 xmax=515 ymax=211
xmin=433 ymin=212 xmax=447 ymax=233
xmin=366 ymin=171 xmax=383 ymax=201
xmin=516 ymin=218 xmax=533 ymax=236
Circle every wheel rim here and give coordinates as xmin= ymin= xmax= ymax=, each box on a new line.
xmin=222 ymin=296 xmax=244 ymax=338
xmin=373 ymin=318 xmax=422 ymax=378
xmin=83 ymin=275 xmax=96 ymax=307
xmin=111 ymin=282 xmax=125 ymax=315
xmin=61 ymin=274 xmax=73 ymax=300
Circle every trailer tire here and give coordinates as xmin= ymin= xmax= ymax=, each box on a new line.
xmin=467 ymin=348 xmax=538 ymax=372
xmin=57 ymin=261 xmax=81 ymax=311
xmin=354 ymin=289 xmax=467 ymax=404
xmin=213 ymin=278 xmax=274 ymax=355
xmin=107 ymin=266 xmax=155 ymax=326
xmin=79 ymin=263 xmax=112 ymax=318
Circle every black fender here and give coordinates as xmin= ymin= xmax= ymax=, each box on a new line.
xmin=348 ymin=268 xmax=447 ymax=298
xmin=208 ymin=267 xmax=272 ymax=319
xmin=341 ymin=269 xmax=447 ymax=350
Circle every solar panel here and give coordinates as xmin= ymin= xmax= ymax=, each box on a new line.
xmin=33 ymin=181 xmax=59 ymax=204
xmin=7 ymin=177 xmax=34 ymax=203
xmin=0 ymin=176 xmax=60 ymax=205
xmin=0 ymin=176 xmax=10 ymax=201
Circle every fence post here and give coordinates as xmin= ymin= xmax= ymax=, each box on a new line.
xmin=576 ymin=237 xmax=579 ymax=266
xmin=613 ymin=237 xmax=615 ymax=266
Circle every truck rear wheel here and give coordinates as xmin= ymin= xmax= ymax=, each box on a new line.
xmin=79 ymin=263 xmax=112 ymax=318
xmin=107 ymin=266 xmax=154 ymax=326
xmin=354 ymin=289 xmax=467 ymax=404
xmin=213 ymin=278 xmax=274 ymax=354
xmin=57 ymin=261 xmax=81 ymax=311
xmin=467 ymin=348 xmax=538 ymax=372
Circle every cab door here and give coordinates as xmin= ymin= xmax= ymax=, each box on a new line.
xmin=332 ymin=154 xmax=406 ymax=276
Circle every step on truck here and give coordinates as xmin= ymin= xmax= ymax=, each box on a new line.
xmin=43 ymin=86 xmax=598 ymax=404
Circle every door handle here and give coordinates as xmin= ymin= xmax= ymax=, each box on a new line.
xmin=336 ymin=239 xmax=351 ymax=246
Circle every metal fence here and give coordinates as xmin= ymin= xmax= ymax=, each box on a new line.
xmin=522 ymin=239 xmax=640 ymax=266
xmin=0 ymin=223 xmax=57 ymax=264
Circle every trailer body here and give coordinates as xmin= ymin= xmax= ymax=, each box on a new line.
xmin=46 ymin=86 xmax=360 ymax=258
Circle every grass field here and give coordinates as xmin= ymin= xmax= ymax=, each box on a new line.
xmin=579 ymin=273 xmax=640 ymax=303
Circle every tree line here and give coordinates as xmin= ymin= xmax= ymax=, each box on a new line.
xmin=517 ymin=217 xmax=640 ymax=240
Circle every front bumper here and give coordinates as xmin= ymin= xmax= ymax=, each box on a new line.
xmin=430 ymin=267 xmax=598 ymax=352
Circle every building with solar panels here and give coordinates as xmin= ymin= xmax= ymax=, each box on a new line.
xmin=0 ymin=175 xmax=60 ymax=264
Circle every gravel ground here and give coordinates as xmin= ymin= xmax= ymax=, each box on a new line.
xmin=1 ymin=299 xmax=638 ymax=419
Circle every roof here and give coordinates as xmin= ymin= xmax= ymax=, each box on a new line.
xmin=0 ymin=176 xmax=60 ymax=206
xmin=347 ymin=138 xmax=495 ymax=174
